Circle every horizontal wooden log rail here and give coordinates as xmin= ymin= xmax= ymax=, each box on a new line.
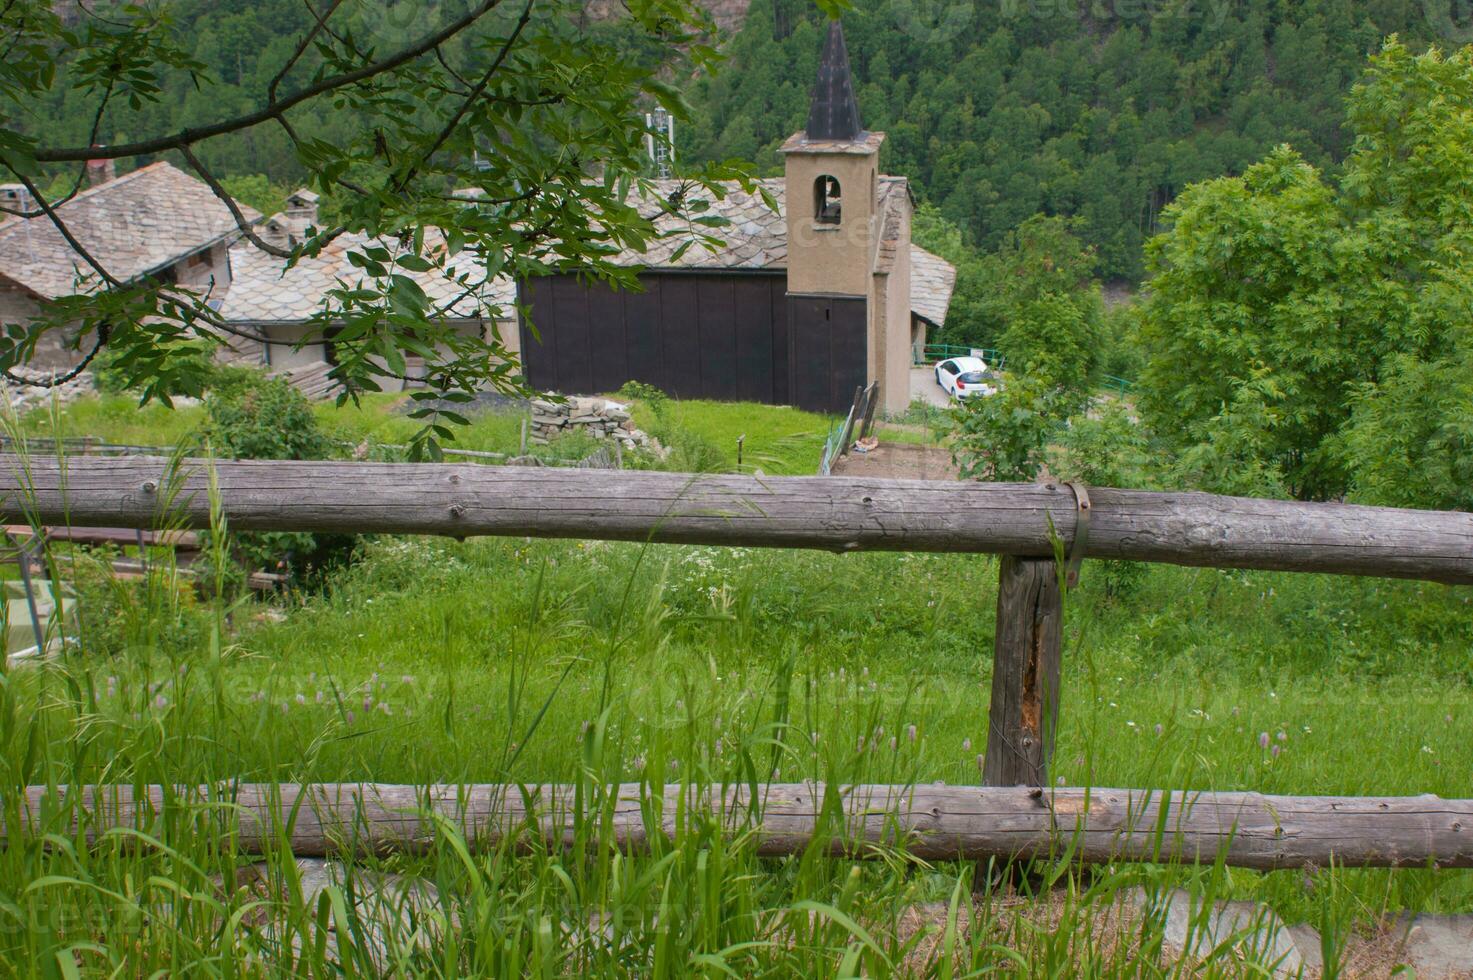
xmin=1 ymin=456 xmax=1470 ymax=583
xmin=13 ymin=783 xmax=1473 ymax=871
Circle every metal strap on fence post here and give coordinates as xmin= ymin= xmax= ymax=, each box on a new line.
xmin=1062 ymin=481 xmax=1091 ymax=589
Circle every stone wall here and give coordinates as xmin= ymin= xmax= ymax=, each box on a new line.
xmin=529 ymin=396 xmax=660 ymax=453
xmin=2 ymin=369 xmax=96 ymax=414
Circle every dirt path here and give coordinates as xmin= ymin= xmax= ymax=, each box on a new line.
xmin=828 ymin=441 xmax=958 ymax=481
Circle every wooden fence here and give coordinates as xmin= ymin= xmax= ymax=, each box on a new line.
xmin=817 ymin=382 xmax=878 ymax=475
xmin=2 ymin=454 xmax=1471 ymax=870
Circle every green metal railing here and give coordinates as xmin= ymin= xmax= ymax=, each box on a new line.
xmin=912 ymin=344 xmax=1005 ymax=368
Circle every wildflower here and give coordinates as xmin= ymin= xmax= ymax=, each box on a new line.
xmin=1271 ymin=745 xmax=1281 ymax=759
xmin=1422 ymin=745 xmax=1434 ymax=754
xmin=316 ymin=691 xmax=324 ymax=704
xmin=976 ymin=754 xmax=984 ymax=773
xmin=296 ymin=694 xmax=306 ymax=706
xmin=890 ymin=737 xmax=897 ymax=751
xmin=154 ymin=695 xmax=168 ymax=709
xmin=1126 ymin=721 xmax=1137 ymax=728
xmin=857 ymin=735 xmax=865 ymax=752
xmin=1277 ymin=731 xmax=1287 ymax=742
xmin=906 ymin=724 xmax=917 ymax=743
xmin=401 ymin=675 xmax=415 ymax=685
xmin=962 ymin=737 xmax=971 ymax=752
xmin=377 ymin=702 xmax=391 ymax=715
xmin=1154 ymin=724 xmax=1163 ymax=736
xmin=363 ymin=696 xmax=373 ymax=712
xmin=346 ymin=711 xmax=355 ymax=724
xmin=1258 ymin=732 xmax=1271 ymax=749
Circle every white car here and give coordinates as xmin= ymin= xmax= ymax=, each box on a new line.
xmin=935 ymin=356 xmax=997 ymax=400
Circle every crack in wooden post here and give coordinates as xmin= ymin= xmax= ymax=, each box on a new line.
xmin=983 ymin=556 xmax=1064 ymax=789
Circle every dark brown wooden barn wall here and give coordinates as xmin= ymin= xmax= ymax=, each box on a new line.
xmin=520 ymin=274 xmax=866 ymax=414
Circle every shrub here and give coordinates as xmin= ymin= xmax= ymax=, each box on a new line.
xmin=200 ymin=369 xmax=355 ymax=586
xmin=951 ymin=374 xmax=1066 ymax=482
xmin=203 ymin=368 xmax=332 ymax=461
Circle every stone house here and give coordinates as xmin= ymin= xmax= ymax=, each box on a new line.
xmin=0 ymin=161 xmax=255 ymax=372
xmin=218 ymin=193 xmax=519 ymax=394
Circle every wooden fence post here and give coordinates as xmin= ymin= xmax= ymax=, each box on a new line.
xmin=982 ymin=556 xmax=1063 ymax=787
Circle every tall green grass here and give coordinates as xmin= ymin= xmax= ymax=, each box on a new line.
xmin=2 ymin=519 xmax=1471 ymax=974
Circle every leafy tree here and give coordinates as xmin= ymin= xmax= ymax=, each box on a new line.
xmin=217 ymin=173 xmax=289 ymax=217
xmin=0 ymin=0 xmax=789 ymax=452
xmin=1136 ymin=147 xmax=1352 ymax=499
xmin=982 ymin=215 xmax=1105 ymax=403
xmin=1138 ymin=39 xmax=1473 ymax=506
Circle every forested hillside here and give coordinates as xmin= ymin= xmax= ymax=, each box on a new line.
xmin=28 ymin=0 xmax=1459 ymax=282
xmin=681 ymin=0 xmax=1447 ymax=279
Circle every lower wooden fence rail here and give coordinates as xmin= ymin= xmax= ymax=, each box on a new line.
xmin=3 ymin=455 xmax=1471 ymax=869
xmin=12 ymin=783 xmax=1473 ymax=871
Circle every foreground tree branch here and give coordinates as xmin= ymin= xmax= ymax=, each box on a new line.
xmin=30 ymin=0 xmax=507 ymax=163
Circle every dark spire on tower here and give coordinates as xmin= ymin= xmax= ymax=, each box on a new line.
xmin=805 ymin=21 xmax=863 ymax=142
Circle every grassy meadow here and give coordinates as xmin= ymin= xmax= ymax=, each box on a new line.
xmin=1 ymin=392 xmax=1471 ymax=975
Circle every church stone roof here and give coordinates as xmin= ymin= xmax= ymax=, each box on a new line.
xmin=0 ymin=162 xmax=256 ymax=299
xmin=222 ymin=232 xmax=516 ymax=324
xmin=910 ymin=246 xmax=957 ymax=327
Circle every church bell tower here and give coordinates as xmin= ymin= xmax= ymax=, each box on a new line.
xmin=782 ymin=21 xmax=884 ymax=413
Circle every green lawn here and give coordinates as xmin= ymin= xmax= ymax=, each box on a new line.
xmin=17 ymin=391 xmax=853 ymax=472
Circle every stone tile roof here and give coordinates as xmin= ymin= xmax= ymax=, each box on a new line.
xmin=607 ymin=178 xmax=789 ymax=270
xmin=0 ymin=162 xmax=257 ymax=300
xmin=780 ymin=131 xmax=887 ymax=156
xmin=221 ymin=231 xmax=517 ymax=324
xmin=874 ymin=177 xmax=908 ymax=274
xmin=909 ymin=245 xmax=957 ymax=327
